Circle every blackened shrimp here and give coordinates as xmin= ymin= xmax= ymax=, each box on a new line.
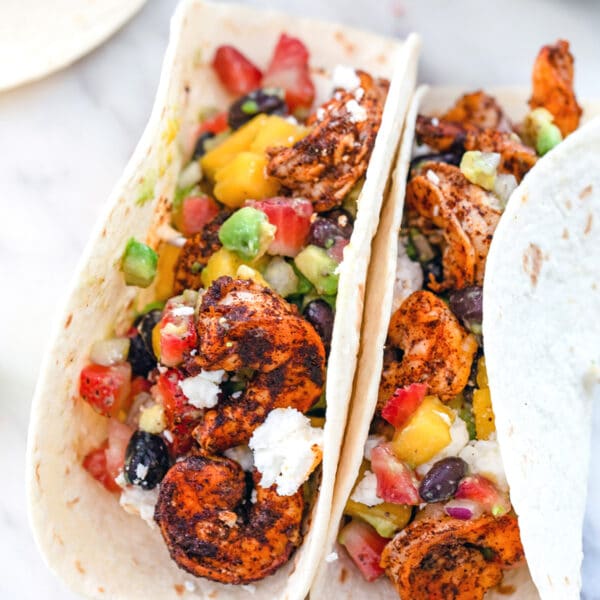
xmin=189 ymin=277 xmax=325 ymax=453
xmin=529 ymin=40 xmax=582 ymax=136
xmin=442 ymin=91 xmax=512 ymax=132
xmin=155 ymin=455 xmax=304 ymax=583
xmin=266 ymin=71 xmax=386 ymax=212
xmin=379 ymin=291 xmax=477 ymax=405
xmin=381 ymin=511 xmax=525 ymax=600
xmin=173 ymin=210 xmax=230 ymax=294
xmin=406 ymin=162 xmax=502 ymax=291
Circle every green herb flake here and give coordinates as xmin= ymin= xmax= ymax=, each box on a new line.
xmin=241 ymin=99 xmax=259 ymax=115
xmin=135 ymin=171 xmax=157 ymax=207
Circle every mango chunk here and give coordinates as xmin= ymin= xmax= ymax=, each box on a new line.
xmin=200 ymin=114 xmax=268 ymax=179
xmin=200 ymin=248 xmax=243 ymax=288
xmin=249 ymin=115 xmax=307 ymax=154
xmin=154 ymin=242 xmax=181 ymax=301
xmin=473 ymin=357 xmax=495 ymax=440
xmin=213 ymin=152 xmax=280 ymax=208
xmin=391 ymin=395 xmax=454 ymax=467
xmin=344 ymin=499 xmax=412 ymax=539
xmin=236 ymin=264 xmax=270 ymax=288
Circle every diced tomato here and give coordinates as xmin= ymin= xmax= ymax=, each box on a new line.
xmin=179 ymin=195 xmax=220 ymax=237
xmin=455 ymin=475 xmax=511 ymax=516
xmin=158 ymin=298 xmax=198 ymax=367
xmin=338 ymin=520 xmax=387 ymax=582
xmin=212 ymin=46 xmax=262 ymax=96
xmin=246 ymin=197 xmax=313 ymax=257
xmin=327 ymin=237 xmax=349 ymax=263
xmin=370 ymin=443 xmax=420 ymax=505
xmin=197 ymin=111 xmax=229 ymax=136
xmin=79 ymin=363 xmax=132 ymax=418
xmin=262 ymin=34 xmax=315 ymax=112
xmin=82 ymin=420 xmax=132 ymax=493
xmin=154 ymin=369 xmax=203 ymax=457
xmin=381 ymin=383 xmax=428 ymax=429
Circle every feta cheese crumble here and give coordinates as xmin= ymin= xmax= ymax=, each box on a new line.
xmin=392 ymin=243 xmax=424 ymax=313
xmin=325 ymin=552 xmax=339 ymax=563
xmin=332 ymin=64 xmax=361 ymax=91
xmin=350 ymin=470 xmax=383 ymax=506
xmin=178 ymin=369 xmax=225 ymax=409
xmin=459 ymin=435 xmax=508 ymax=491
xmin=249 ymin=408 xmax=323 ymax=496
xmin=135 ymin=463 xmax=149 ymax=480
xmin=170 ymin=305 xmax=195 ymax=317
xmin=363 ymin=435 xmax=386 ymax=461
xmin=345 ymin=99 xmax=367 ymax=123
xmin=224 ymin=445 xmax=254 ymax=472
xmin=117 ymin=473 xmax=159 ymax=529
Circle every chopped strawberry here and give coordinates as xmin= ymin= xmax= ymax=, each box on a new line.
xmin=455 ymin=475 xmax=511 ymax=516
xmin=262 ymin=34 xmax=315 ymax=112
xmin=381 ymin=383 xmax=428 ymax=429
xmin=158 ymin=297 xmax=198 ymax=367
xmin=105 ymin=419 xmax=133 ymax=481
xmin=338 ymin=520 xmax=388 ymax=582
xmin=178 ymin=195 xmax=220 ymax=237
xmin=371 ymin=443 xmax=420 ymax=505
xmin=82 ymin=420 xmax=132 ymax=493
xmin=154 ymin=369 xmax=203 ymax=456
xmin=327 ymin=237 xmax=349 ymax=263
xmin=197 ymin=111 xmax=229 ymax=136
xmin=212 ymin=46 xmax=262 ymax=96
xmin=247 ymin=197 xmax=313 ymax=257
xmin=79 ymin=363 xmax=132 ymax=418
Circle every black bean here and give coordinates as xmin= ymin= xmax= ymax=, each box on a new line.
xmin=448 ymin=286 xmax=483 ymax=325
xmin=321 ymin=209 xmax=354 ymax=239
xmin=419 ymin=457 xmax=468 ymax=503
xmin=137 ymin=309 xmax=162 ymax=359
xmin=124 ymin=431 xmax=171 ymax=490
xmin=192 ymin=131 xmax=215 ymax=159
xmin=228 ymin=88 xmax=287 ymax=130
xmin=128 ymin=334 xmax=156 ymax=377
xmin=307 ymin=218 xmax=344 ymax=249
xmin=303 ymin=300 xmax=334 ymax=354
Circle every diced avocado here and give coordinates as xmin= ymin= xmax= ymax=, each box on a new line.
xmin=122 ymin=238 xmax=158 ymax=288
xmin=344 ymin=499 xmax=412 ymax=538
xmin=294 ymin=245 xmax=339 ymax=296
xmin=302 ymin=292 xmax=336 ymax=310
xmin=342 ymin=178 xmax=363 ymax=218
xmin=218 ymin=207 xmax=276 ymax=261
xmin=291 ymin=263 xmax=314 ymax=295
xmin=460 ymin=151 xmax=501 ymax=191
xmin=536 ymin=121 xmax=562 ymax=156
xmin=263 ymin=257 xmax=299 ymax=297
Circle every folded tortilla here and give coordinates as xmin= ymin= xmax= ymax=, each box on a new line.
xmin=25 ymin=1 xmax=420 ymax=598
xmin=311 ymin=86 xmax=600 ymax=599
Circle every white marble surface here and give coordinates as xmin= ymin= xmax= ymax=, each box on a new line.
xmin=1 ymin=0 xmax=599 ymax=598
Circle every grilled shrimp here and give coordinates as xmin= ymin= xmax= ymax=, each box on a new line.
xmin=529 ymin=40 xmax=582 ymax=136
xmin=155 ymin=455 xmax=304 ymax=584
xmin=442 ymin=91 xmax=512 ymax=132
xmin=406 ymin=162 xmax=502 ymax=291
xmin=379 ymin=291 xmax=477 ymax=405
xmin=381 ymin=510 xmax=525 ymax=600
xmin=189 ymin=277 xmax=325 ymax=453
xmin=173 ymin=210 xmax=229 ymax=294
xmin=266 ymin=71 xmax=386 ymax=212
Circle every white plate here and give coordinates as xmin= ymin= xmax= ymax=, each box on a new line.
xmin=0 ymin=0 xmax=147 ymax=91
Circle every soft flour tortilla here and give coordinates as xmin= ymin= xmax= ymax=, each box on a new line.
xmin=484 ymin=117 xmax=600 ymax=600
xmin=311 ymin=86 xmax=600 ymax=600
xmin=25 ymin=1 xmax=420 ymax=599
xmin=0 ymin=0 xmax=147 ymax=91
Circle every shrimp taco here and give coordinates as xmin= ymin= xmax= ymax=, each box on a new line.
xmin=26 ymin=1 xmax=419 ymax=598
xmin=313 ymin=41 xmax=599 ymax=600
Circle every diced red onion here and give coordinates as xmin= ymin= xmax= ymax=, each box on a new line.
xmin=444 ymin=498 xmax=483 ymax=520
xmin=90 ymin=337 xmax=130 ymax=366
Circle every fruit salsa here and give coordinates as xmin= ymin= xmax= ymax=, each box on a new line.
xmin=77 ymin=33 xmax=387 ymax=584
xmin=337 ymin=40 xmax=582 ymax=598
